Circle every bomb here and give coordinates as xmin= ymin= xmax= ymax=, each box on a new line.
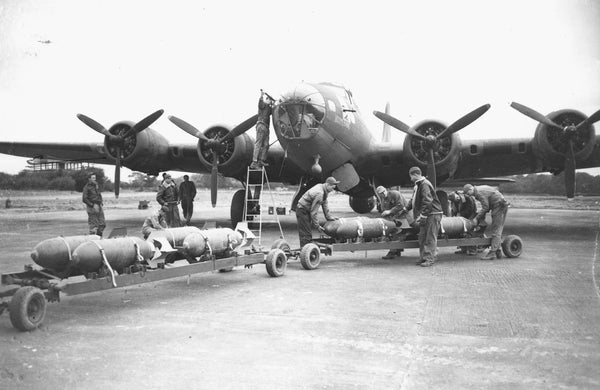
xmin=30 ymin=235 xmax=101 ymax=272
xmin=182 ymin=228 xmax=244 ymax=257
xmin=321 ymin=217 xmax=398 ymax=239
xmin=440 ymin=216 xmax=477 ymax=238
xmin=146 ymin=226 xmax=201 ymax=248
xmin=72 ymin=237 xmax=154 ymax=273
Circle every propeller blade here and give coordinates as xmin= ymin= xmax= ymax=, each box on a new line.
xmin=168 ymin=115 xmax=210 ymax=142
xmin=510 ymin=102 xmax=563 ymax=130
xmin=575 ymin=108 xmax=600 ymax=131
xmin=123 ymin=109 xmax=164 ymax=138
xmin=564 ymin=140 xmax=576 ymax=199
xmin=77 ymin=114 xmax=112 ymax=137
xmin=211 ymin=150 xmax=218 ymax=207
xmin=114 ymin=148 xmax=121 ymax=199
xmin=219 ymin=114 xmax=259 ymax=143
xmin=373 ymin=111 xmax=426 ymax=140
xmin=437 ymin=104 xmax=491 ymax=139
xmin=427 ymin=148 xmax=437 ymax=189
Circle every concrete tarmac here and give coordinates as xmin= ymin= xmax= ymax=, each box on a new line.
xmin=1 ymin=199 xmax=600 ymax=389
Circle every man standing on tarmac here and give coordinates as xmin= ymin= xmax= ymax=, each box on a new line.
xmin=296 ymin=177 xmax=340 ymax=248
xmin=82 ymin=173 xmax=106 ymax=237
xmin=376 ymin=185 xmax=408 ymax=259
xmin=156 ymin=173 xmax=181 ymax=228
xmin=463 ymin=184 xmax=509 ymax=260
xmin=401 ymin=167 xmax=443 ymax=267
xmin=250 ymin=90 xmax=275 ymax=169
xmin=179 ymin=174 xmax=197 ymax=225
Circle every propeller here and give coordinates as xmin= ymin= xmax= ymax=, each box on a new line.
xmin=510 ymin=102 xmax=600 ymax=198
xmin=77 ymin=109 xmax=164 ymax=198
xmin=168 ymin=114 xmax=258 ymax=207
xmin=374 ymin=104 xmax=491 ymax=188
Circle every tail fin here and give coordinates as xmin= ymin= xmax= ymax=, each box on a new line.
xmin=381 ymin=102 xmax=391 ymax=142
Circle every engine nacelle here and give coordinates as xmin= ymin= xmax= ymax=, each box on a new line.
xmin=348 ymin=196 xmax=376 ymax=214
xmin=105 ymin=121 xmax=170 ymax=174
xmin=531 ymin=109 xmax=596 ymax=170
xmin=196 ymin=125 xmax=255 ymax=179
xmin=402 ymin=120 xmax=462 ymax=181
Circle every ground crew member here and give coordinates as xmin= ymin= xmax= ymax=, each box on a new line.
xmin=156 ymin=173 xmax=181 ymax=228
xmin=82 ymin=173 xmax=106 ymax=237
xmin=141 ymin=208 xmax=168 ymax=239
xmin=401 ymin=167 xmax=443 ymax=267
xmin=250 ymin=90 xmax=275 ymax=169
xmin=376 ymin=185 xmax=408 ymax=259
xmin=296 ymin=176 xmax=340 ymax=248
xmin=179 ymin=174 xmax=197 ymax=225
xmin=448 ymin=190 xmax=478 ymax=255
xmin=463 ymin=184 xmax=509 ymax=260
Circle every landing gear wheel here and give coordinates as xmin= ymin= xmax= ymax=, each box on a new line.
xmin=265 ymin=249 xmax=287 ymax=277
xmin=502 ymin=235 xmax=523 ymax=258
xmin=271 ymin=239 xmax=290 ymax=253
xmin=300 ymin=243 xmax=321 ymax=270
xmin=9 ymin=286 xmax=47 ymax=332
xmin=230 ymin=189 xmax=246 ymax=228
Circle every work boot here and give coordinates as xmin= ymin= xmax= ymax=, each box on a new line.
xmin=420 ymin=260 xmax=435 ymax=267
xmin=466 ymin=249 xmax=477 ymax=256
xmin=382 ymin=250 xmax=400 ymax=259
xmin=495 ymin=249 xmax=503 ymax=259
xmin=250 ymin=161 xmax=260 ymax=169
xmin=415 ymin=259 xmax=426 ymax=265
xmin=480 ymin=250 xmax=496 ymax=260
xmin=454 ymin=248 xmax=467 ymax=254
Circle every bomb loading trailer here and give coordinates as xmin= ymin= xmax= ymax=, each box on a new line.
xmin=289 ymin=216 xmax=523 ymax=270
xmin=0 ymin=229 xmax=290 ymax=332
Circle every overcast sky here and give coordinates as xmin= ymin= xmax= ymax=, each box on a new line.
xmin=1 ymin=0 xmax=599 ymax=179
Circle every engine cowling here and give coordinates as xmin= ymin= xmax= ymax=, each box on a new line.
xmin=348 ymin=196 xmax=376 ymax=214
xmin=105 ymin=121 xmax=170 ymax=174
xmin=402 ymin=120 xmax=462 ymax=181
xmin=531 ymin=109 xmax=596 ymax=170
xmin=195 ymin=125 xmax=254 ymax=179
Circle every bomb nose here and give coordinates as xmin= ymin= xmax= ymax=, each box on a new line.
xmin=31 ymin=250 xmax=39 ymax=262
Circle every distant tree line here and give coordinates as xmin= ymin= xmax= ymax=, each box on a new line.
xmin=0 ymin=169 xmax=242 ymax=192
xmin=499 ymin=172 xmax=600 ymax=196
xmin=1 ymin=168 xmax=598 ymax=196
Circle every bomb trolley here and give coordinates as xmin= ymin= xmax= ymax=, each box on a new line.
xmin=0 ymin=244 xmax=288 ymax=332
xmin=287 ymin=224 xmax=523 ymax=271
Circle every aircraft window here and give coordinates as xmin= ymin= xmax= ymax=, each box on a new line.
xmin=470 ymin=145 xmax=478 ymax=154
xmin=518 ymin=142 xmax=526 ymax=153
xmin=277 ymin=102 xmax=324 ymax=139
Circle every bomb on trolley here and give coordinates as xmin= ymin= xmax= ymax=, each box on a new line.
xmin=0 ymin=225 xmax=290 ymax=332
xmin=285 ymin=215 xmax=523 ymax=270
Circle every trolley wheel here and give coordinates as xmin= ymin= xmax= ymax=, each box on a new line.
xmin=300 ymin=243 xmax=321 ymax=270
xmin=265 ymin=249 xmax=287 ymax=277
xmin=9 ymin=286 xmax=47 ymax=332
xmin=502 ymin=235 xmax=523 ymax=258
xmin=271 ymin=239 xmax=290 ymax=253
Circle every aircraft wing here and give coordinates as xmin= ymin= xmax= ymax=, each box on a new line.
xmin=0 ymin=141 xmax=110 ymax=163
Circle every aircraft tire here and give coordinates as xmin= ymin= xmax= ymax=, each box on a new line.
xmin=9 ymin=286 xmax=47 ymax=332
xmin=265 ymin=249 xmax=287 ymax=277
xmin=230 ymin=189 xmax=246 ymax=228
xmin=300 ymin=243 xmax=321 ymax=270
xmin=501 ymin=235 xmax=523 ymax=258
xmin=271 ymin=239 xmax=290 ymax=253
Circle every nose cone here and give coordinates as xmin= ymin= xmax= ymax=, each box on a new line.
xmin=274 ymin=83 xmax=326 ymax=140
